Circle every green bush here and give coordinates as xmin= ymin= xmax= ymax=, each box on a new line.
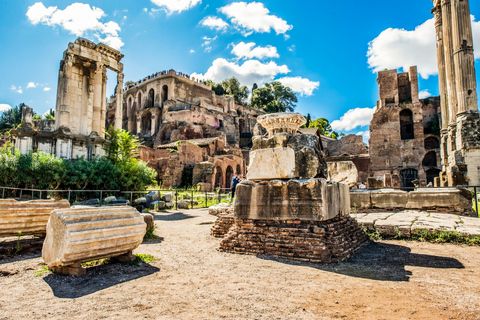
xmin=0 ymin=146 xmax=156 ymax=191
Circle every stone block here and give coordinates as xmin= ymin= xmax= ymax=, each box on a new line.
xmin=235 ymin=179 xmax=350 ymax=221
xmin=149 ymin=201 xmax=165 ymax=210
xmin=141 ymin=213 xmax=155 ymax=231
xmin=0 ymin=199 xmax=70 ymax=237
xmin=370 ymin=189 xmax=408 ymax=209
xmin=247 ymin=148 xmax=295 ymax=180
xmin=208 ymin=203 xmax=232 ymax=216
xmin=375 ymin=211 xmax=428 ymax=237
xmin=162 ymin=193 xmax=173 ymax=202
xmin=354 ymin=212 xmax=396 ymax=230
xmin=406 ymin=188 xmax=473 ymax=212
xmin=350 ymin=190 xmax=371 ymax=209
xmin=42 ymin=206 xmax=146 ymax=270
xmin=327 ymin=161 xmax=359 ymax=188
xmin=412 ymin=215 xmax=458 ymax=232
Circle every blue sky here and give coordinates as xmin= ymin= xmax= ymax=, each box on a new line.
xmin=1 ymin=0 xmax=479 ymax=143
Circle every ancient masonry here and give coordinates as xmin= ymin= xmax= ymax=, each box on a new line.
xmin=369 ymin=67 xmax=442 ymax=188
xmin=11 ymin=38 xmax=124 ymax=160
xmin=107 ymin=70 xmax=264 ymax=148
xmin=220 ymin=113 xmax=367 ymax=263
xmin=432 ymin=0 xmax=480 ymax=186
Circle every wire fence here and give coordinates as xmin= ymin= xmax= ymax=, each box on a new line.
xmin=0 ymin=186 xmax=233 ymax=211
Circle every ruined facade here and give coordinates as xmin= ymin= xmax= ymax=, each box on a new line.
xmin=11 ymin=38 xmax=124 ymax=159
xmin=107 ymin=70 xmax=263 ymax=148
xmin=432 ymin=0 xmax=480 ymax=186
xmin=369 ymin=67 xmax=442 ymax=188
xmin=139 ymin=136 xmax=244 ymax=190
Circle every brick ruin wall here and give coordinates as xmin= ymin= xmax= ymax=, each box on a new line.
xmin=219 ymin=216 xmax=367 ymax=263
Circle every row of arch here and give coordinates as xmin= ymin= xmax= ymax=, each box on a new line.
xmin=124 ymin=85 xmax=169 ymax=118
xmin=215 ymin=165 xmax=242 ymax=189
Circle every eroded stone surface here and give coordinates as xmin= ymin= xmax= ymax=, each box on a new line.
xmin=406 ymin=188 xmax=472 ymax=212
xmin=376 ymin=211 xmax=429 ymax=237
xmin=327 ymin=161 xmax=359 ymax=188
xmin=235 ymin=179 xmax=349 ymax=221
xmin=247 ymin=148 xmax=295 ymax=180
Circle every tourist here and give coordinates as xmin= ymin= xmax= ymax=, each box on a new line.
xmin=358 ymin=182 xmax=366 ymax=189
xmin=230 ymin=174 xmax=240 ymax=202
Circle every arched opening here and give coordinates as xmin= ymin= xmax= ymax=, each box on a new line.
xmin=236 ymin=164 xmax=242 ymax=176
xmin=225 ymin=166 xmax=234 ymax=189
xmin=215 ymin=166 xmax=223 ymax=188
xmin=239 ymin=119 xmax=246 ymax=133
xmin=422 ymin=151 xmax=437 ymax=167
xmin=148 ymin=88 xmax=155 ymax=109
xmin=129 ymin=104 xmax=137 ymax=134
xmin=400 ymin=168 xmax=418 ymax=189
xmin=137 ymin=92 xmax=143 ymax=110
xmin=127 ymin=97 xmax=133 ymax=115
xmin=162 ymin=85 xmax=168 ymax=106
xmin=141 ymin=111 xmax=152 ymax=136
xmin=424 ymin=137 xmax=440 ymax=150
xmin=400 ymin=109 xmax=414 ymax=140
xmin=426 ymin=168 xmax=441 ymax=185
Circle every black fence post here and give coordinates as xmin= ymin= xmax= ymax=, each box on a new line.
xmin=175 ymin=190 xmax=178 ymax=210
xmin=475 ymin=186 xmax=479 ymax=217
xmin=205 ymin=191 xmax=207 ymax=208
xmin=100 ymin=191 xmax=103 ymax=206
xmin=2 ymin=188 xmax=4 ymax=199
xmin=19 ymin=190 xmax=22 ymax=201
xmin=191 ymin=189 xmax=194 ymax=209
xmin=68 ymin=190 xmax=71 ymax=204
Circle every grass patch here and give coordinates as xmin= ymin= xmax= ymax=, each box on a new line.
xmin=412 ymin=229 xmax=480 ymax=245
xmin=124 ymin=254 xmax=157 ymax=266
xmin=144 ymin=226 xmax=159 ymax=240
xmin=81 ymin=258 xmax=111 ymax=267
xmin=34 ymin=265 xmax=51 ymax=277
xmin=361 ymin=225 xmax=382 ymax=240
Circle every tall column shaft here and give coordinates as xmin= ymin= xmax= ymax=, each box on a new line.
xmin=441 ymin=0 xmax=458 ymax=125
xmin=114 ymin=73 xmax=124 ymax=130
xmin=55 ymin=54 xmax=74 ymax=129
xmin=92 ymin=63 xmax=103 ymax=135
xmin=451 ymin=0 xmax=478 ymax=115
xmin=100 ymin=72 xmax=107 ymax=137
xmin=433 ymin=6 xmax=449 ymax=128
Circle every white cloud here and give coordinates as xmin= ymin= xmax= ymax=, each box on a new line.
xmin=202 ymin=36 xmax=217 ymax=51
xmin=11 ymin=85 xmax=23 ymax=94
xmin=151 ymin=0 xmax=202 ymax=14
xmin=17 ymin=88 xmax=23 ymax=94
xmin=231 ymin=42 xmax=279 ymax=60
xmin=27 ymin=82 xmax=37 ymax=89
xmin=191 ymin=58 xmax=289 ymax=89
xmin=10 ymin=85 xmax=16 ymax=91
xmin=220 ymin=2 xmax=292 ymax=35
xmin=44 ymin=87 xmax=52 ymax=92
xmin=367 ymin=16 xmax=480 ymax=79
xmin=331 ymin=107 xmax=376 ymax=132
xmin=419 ymin=89 xmax=432 ymax=99
xmin=200 ymin=16 xmax=228 ymax=31
xmin=276 ymin=76 xmax=319 ymax=97
xmin=26 ymin=2 xmax=124 ymax=49
xmin=190 ymin=49 xmax=195 ymax=53
xmin=0 ymin=104 xmax=12 ymax=112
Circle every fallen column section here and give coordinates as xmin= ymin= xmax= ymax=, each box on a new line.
xmin=0 ymin=199 xmax=70 ymax=237
xmin=42 ymin=206 xmax=146 ymax=276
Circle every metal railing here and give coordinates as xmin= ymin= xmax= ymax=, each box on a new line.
xmin=0 ymin=186 xmax=234 ymax=210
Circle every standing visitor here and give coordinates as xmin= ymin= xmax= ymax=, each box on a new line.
xmin=230 ymin=174 xmax=239 ymax=202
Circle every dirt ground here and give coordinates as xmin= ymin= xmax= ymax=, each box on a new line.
xmin=1 ymin=208 xmax=480 ymax=320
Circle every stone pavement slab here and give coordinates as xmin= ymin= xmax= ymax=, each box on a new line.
xmin=375 ymin=211 xmax=429 ymax=237
xmin=354 ymin=212 xmax=396 ymax=230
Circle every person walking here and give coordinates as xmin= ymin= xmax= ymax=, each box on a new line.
xmin=230 ymin=174 xmax=239 ymax=202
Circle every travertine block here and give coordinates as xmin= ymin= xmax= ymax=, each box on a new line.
xmin=42 ymin=206 xmax=146 ymax=269
xmin=0 ymin=200 xmax=70 ymax=237
xmin=247 ymin=148 xmax=295 ymax=180
xmin=371 ymin=189 xmax=408 ymax=209
xmin=327 ymin=161 xmax=359 ymax=188
xmin=235 ymin=179 xmax=350 ymax=221
xmin=406 ymin=188 xmax=472 ymax=212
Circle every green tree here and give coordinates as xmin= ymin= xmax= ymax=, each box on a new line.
xmin=206 ymin=80 xmax=227 ymax=96
xmin=309 ymin=118 xmax=332 ymax=135
xmin=251 ymin=82 xmax=298 ymax=113
xmin=105 ymin=126 xmax=141 ymax=164
xmin=302 ymin=113 xmax=312 ymax=128
xmin=0 ymin=103 xmax=26 ymax=130
xmin=252 ymin=83 xmax=258 ymax=92
xmin=221 ymin=77 xmax=249 ymax=104
xmin=44 ymin=109 xmax=55 ymax=120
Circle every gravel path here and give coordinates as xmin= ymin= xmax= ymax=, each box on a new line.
xmin=1 ymin=208 xmax=479 ymax=320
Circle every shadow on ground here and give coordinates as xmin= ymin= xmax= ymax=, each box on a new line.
xmin=259 ymin=241 xmax=464 ymax=282
xmin=43 ymin=262 xmax=160 ymax=299
xmin=150 ymin=210 xmax=201 ymax=221
xmin=0 ymin=237 xmax=44 ymax=264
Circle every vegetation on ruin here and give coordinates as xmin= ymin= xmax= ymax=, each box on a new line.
xmin=251 ymin=81 xmax=298 ymax=113
xmin=306 ymin=116 xmax=343 ymax=139
xmin=0 ymin=103 xmax=26 ymax=131
xmin=144 ymin=226 xmax=160 ymax=240
xmin=206 ymin=77 xmax=249 ymax=105
xmin=0 ymin=130 xmax=156 ymax=191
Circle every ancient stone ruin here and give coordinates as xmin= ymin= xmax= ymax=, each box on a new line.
xmin=42 ymin=206 xmax=146 ymax=276
xmin=432 ymin=0 xmax=480 ymax=186
xmin=220 ymin=113 xmax=367 ymax=263
xmin=11 ymin=38 xmax=124 ymax=160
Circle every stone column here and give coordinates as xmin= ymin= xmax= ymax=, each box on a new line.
xmin=451 ymin=0 xmax=478 ymax=115
xmin=100 ymin=70 xmax=107 ymax=137
xmin=136 ymin=117 xmax=141 ymax=134
xmin=114 ymin=73 xmax=124 ymax=130
xmin=441 ymin=0 xmax=458 ymax=125
xmin=55 ymin=53 xmax=74 ymax=129
xmin=92 ymin=62 xmax=103 ymax=135
xmin=151 ymin=114 xmax=157 ymax=136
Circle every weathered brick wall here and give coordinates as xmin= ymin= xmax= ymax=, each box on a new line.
xmin=220 ymin=216 xmax=367 ymax=263
xmin=211 ymin=213 xmax=235 ymax=238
